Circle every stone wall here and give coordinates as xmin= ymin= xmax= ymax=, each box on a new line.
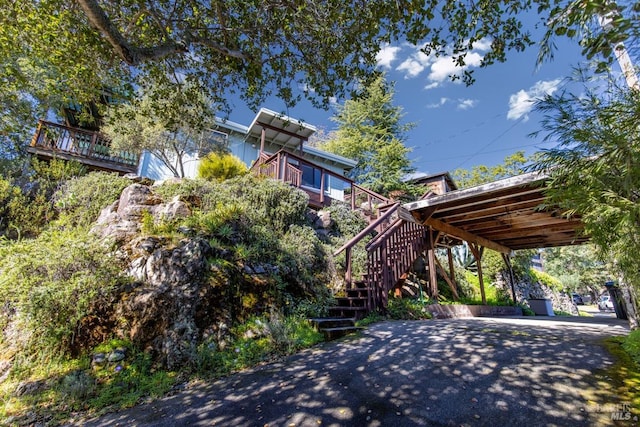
xmin=495 ymin=272 xmax=578 ymax=315
xmin=427 ymin=304 xmax=523 ymax=319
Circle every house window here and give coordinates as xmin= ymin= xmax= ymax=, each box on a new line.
xmin=301 ymin=164 xmax=327 ymax=190
xmin=198 ymin=130 xmax=229 ymax=157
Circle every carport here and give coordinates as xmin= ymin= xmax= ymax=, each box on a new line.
xmin=398 ymin=171 xmax=589 ymax=303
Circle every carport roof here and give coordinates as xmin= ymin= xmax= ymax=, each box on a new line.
xmin=398 ymin=171 xmax=589 ymax=254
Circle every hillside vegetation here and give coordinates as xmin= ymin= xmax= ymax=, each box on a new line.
xmin=0 ymin=169 xmax=365 ymax=425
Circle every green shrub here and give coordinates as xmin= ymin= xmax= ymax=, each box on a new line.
xmin=54 ymin=172 xmax=131 ymax=228
xmin=0 ymin=229 xmax=127 ymax=361
xmin=457 ymin=270 xmax=511 ymax=305
xmin=529 ymin=268 xmax=563 ymax=292
xmin=278 ymin=224 xmax=331 ymax=293
xmin=387 ymin=297 xmax=433 ymax=320
xmin=623 ymin=329 xmax=640 ymax=367
xmin=198 ymin=152 xmax=248 ymax=182
xmin=195 ymin=314 xmax=323 ymax=378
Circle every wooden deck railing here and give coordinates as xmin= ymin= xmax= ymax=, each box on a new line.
xmin=251 ymin=149 xmax=391 ymax=210
xmin=349 ymin=183 xmax=391 ymax=213
xmin=29 ymin=120 xmax=139 ymax=168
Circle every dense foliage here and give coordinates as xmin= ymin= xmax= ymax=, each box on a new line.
xmin=0 ymin=0 xmax=548 ymax=138
xmin=542 ymin=245 xmax=613 ymax=294
xmin=451 ymin=151 xmax=532 ymax=189
xmin=533 ymin=76 xmax=640 ymax=295
xmin=198 ymin=152 xmax=248 ymax=182
xmin=0 ymin=159 xmax=87 ymax=238
xmin=319 ymin=75 xmax=417 ymax=196
xmin=0 ymin=172 xmax=370 ymax=423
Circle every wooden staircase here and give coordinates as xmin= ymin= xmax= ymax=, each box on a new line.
xmin=324 ymin=204 xmax=434 ymax=321
xmin=310 ymin=191 xmax=444 ymax=339
xmin=308 ymin=317 xmax=363 ymax=340
xmin=328 ymin=280 xmax=372 ymax=319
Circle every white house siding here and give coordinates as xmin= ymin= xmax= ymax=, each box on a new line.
xmin=136 ymin=113 xmax=355 ymax=205
xmin=137 ymin=151 xmax=200 ymax=180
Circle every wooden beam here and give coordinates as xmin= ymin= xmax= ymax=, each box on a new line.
xmin=435 ymin=256 xmax=459 ymax=300
xmin=469 ymin=243 xmax=486 ymax=305
xmin=424 ymin=217 xmax=512 ymax=254
xmin=426 ymin=229 xmax=438 ymax=298
xmin=501 ymin=253 xmax=517 ymax=303
xmin=447 ymin=247 xmax=457 ymax=291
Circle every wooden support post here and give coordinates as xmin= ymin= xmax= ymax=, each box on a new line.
xmin=435 ymin=257 xmax=459 ymax=300
xmin=345 ymin=247 xmax=352 ymax=289
xmin=447 ymin=247 xmax=457 ymax=294
xmin=351 ymin=183 xmax=356 ymax=211
xmin=470 ymin=243 xmax=486 ymax=304
xmin=259 ymin=127 xmax=266 ymax=155
xmin=501 ymin=253 xmax=517 ymax=303
xmin=320 ymin=171 xmax=325 ymax=205
xmin=427 ymin=228 xmax=438 ymax=299
xmin=380 ymin=244 xmax=389 ymax=312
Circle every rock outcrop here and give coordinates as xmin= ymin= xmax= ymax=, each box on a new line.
xmin=83 ymin=182 xmax=278 ymax=369
xmin=495 ymin=272 xmax=578 ymax=315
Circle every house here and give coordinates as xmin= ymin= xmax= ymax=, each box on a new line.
xmin=27 ymin=108 xmax=363 ymax=209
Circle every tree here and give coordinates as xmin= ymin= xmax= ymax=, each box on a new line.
xmin=451 ymin=151 xmax=532 ymax=189
xmin=101 ymin=83 xmax=222 ymax=178
xmin=532 ymin=73 xmax=640 ymax=321
xmin=198 ymin=152 xmax=248 ymax=182
xmin=541 ymin=245 xmax=612 ymax=296
xmin=1 ymin=0 xmax=550 ymax=146
xmin=319 ymin=75 xmax=415 ymax=196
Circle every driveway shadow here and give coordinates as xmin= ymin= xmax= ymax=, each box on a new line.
xmin=78 ymin=316 xmax=630 ymax=427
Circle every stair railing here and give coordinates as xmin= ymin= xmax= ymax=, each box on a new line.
xmin=365 ymin=220 xmax=429 ymax=312
xmin=333 ymin=203 xmax=400 ymax=288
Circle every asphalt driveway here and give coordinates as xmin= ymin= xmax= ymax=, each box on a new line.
xmin=76 ymin=315 xmax=631 ymax=427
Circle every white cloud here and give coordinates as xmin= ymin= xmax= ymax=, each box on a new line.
xmin=507 ymin=79 xmax=562 ymax=121
xmin=457 ymin=99 xmax=477 ymax=110
xmin=396 ymin=49 xmax=432 ymax=78
xmin=426 ymin=97 xmax=450 ymax=109
xmin=471 ymin=38 xmax=492 ymax=52
xmin=424 ymin=82 xmax=440 ymax=90
xmin=376 ymin=44 xmax=401 ymax=69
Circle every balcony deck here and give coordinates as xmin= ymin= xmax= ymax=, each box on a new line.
xmin=27 ymin=120 xmax=139 ymax=174
xmin=251 ymin=150 xmax=390 ymax=211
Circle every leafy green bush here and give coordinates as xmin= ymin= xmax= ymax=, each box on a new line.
xmin=387 ymin=297 xmax=433 ymax=320
xmin=0 ymin=159 xmax=88 ymax=238
xmin=279 ymin=224 xmax=331 ymax=292
xmin=53 ymin=172 xmax=131 ymax=228
xmin=198 ymin=152 xmax=248 ymax=182
xmin=457 ymin=270 xmax=511 ymax=305
xmin=0 ymin=229 xmax=127 ymax=361
xmin=529 ymin=268 xmax=563 ymax=292
xmin=623 ymin=329 xmax=640 ymax=367
xmin=195 ymin=314 xmax=323 ymax=378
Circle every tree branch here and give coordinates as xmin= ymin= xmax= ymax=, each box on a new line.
xmin=75 ymin=0 xmax=189 ymax=64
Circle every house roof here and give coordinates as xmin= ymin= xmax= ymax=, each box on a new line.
xmin=247 ymin=108 xmax=317 ymax=150
xmin=303 ymin=145 xmax=357 ymax=170
xmin=399 ymin=171 xmax=589 ymax=254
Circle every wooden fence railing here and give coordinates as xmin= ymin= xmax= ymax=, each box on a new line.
xmin=30 ymin=120 xmax=138 ymax=167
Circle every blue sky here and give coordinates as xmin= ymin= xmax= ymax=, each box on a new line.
xmin=227 ymin=27 xmax=591 ymax=175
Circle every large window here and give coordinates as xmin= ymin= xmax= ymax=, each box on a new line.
xmin=301 ymin=163 xmax=326 ymax=190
